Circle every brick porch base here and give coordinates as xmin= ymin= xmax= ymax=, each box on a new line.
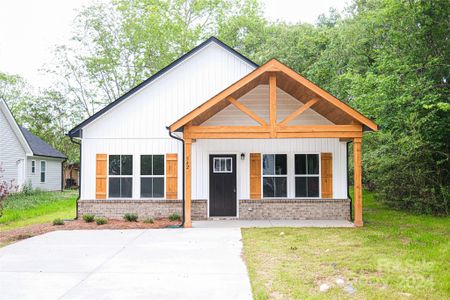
xmin=78 ymin=199 xmax=351 ymax=221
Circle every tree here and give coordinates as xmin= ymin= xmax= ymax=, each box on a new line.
xmin=49 ymin=0 xmax=264 ymax=117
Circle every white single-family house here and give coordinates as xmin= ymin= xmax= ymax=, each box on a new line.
xmin=0 ymin=99 xmax=66 ymax=191
xmin=68 ymin=37 xmax=378 ymax=227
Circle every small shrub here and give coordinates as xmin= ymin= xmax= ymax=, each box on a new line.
xmin=169 ymin=213 xmax=181 ymax=221
xmin=82 ymin=214 xmax=95 ymax=223
xmin=53 ymin=218 xmax=64 ymax=226
xmin=123 ymin=213 xmax=138 ymax=222
xmin=95 ymin=217 xmax=108 ymax=225
xmin=21 ymin=180 xmax=34 ymax=195
xmin=143 ymin=217 xmax=154 ymax=224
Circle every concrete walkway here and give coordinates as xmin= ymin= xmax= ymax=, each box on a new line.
xmin=0 ymin=229 xmax=252 ymax=300
xmin=193 ymin=219 xmax=354 ymax=228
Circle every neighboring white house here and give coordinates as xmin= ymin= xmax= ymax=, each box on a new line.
xmin=0 ymin=99 xmax=66 ymax=191
xmin=69 ymin=37 xmax=378 ymax=227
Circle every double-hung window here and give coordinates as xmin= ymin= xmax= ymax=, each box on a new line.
xmin=295 ymin=154 xmax=320 ymax=197
xmin=262 ymin=154 xmax=287 ymax=198
xmin=108 ymin=155 xmax=133 ymax=198
xmin=31 ymin=160 xmax=36 ymax=174
xmin=40 ymin=161 xmax=46 ymax=183
xmin=140 ymin=155 xmax=164 ymax=198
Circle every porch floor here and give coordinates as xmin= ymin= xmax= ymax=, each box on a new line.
xmin=192 ymin=220 xmax=354 ymax=228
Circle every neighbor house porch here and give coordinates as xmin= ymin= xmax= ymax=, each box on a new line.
xmin=170 ymin=59 xmax=378 ymax=228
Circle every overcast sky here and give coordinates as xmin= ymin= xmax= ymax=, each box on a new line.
xmin=0 ymin=0 xmax=348 ymax=88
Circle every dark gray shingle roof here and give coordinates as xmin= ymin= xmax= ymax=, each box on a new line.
xmin=19 ymin=126 xmax=67 ymax=159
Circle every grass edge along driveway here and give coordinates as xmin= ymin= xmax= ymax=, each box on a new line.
xmin=0 ymin=190 xmax=77 ymax=232
xmin=242 ymin=190 xmax=449 ymax=299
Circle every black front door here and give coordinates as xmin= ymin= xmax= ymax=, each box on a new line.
xmin=209 ymin=155 xmax=237 ymax=217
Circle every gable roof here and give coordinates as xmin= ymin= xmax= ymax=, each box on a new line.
xmin=19 ymin=126 xmax=67 ymax=159
xmin=169 ymin=59 xmax=379 ymax=132
xmin=0 ymin=99 xmax=33 ymax=155
xmin=68 ymin=37 xmax=258 ymax=138
xmin=0 ymin=99 xmax=66 ymax=159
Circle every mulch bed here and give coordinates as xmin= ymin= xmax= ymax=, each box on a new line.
xmin=0 ymin=218 xmax=181 ymax=246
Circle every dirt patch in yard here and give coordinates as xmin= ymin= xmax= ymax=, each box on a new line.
xmin=0 ymin=218 xmax=180 ymax=247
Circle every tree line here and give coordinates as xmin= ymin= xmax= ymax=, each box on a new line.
xmin=0 ymin=0 xmax=448 ymax=215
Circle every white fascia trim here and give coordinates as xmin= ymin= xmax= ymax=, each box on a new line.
xmin=0 ymin=99 xmax=33 ymax=156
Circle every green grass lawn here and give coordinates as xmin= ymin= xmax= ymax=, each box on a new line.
xmin=0 ymin=190 xmax=77 ymax=231
xmin=242 ymin=190 xmax=450 ymax=299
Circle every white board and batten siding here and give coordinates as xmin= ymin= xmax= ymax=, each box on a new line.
xmin=80 ymin=42 xmax=256 ymax=200
xmin=82 ymin=42 xmax=255 ymax=139
xmin=0 ymin=106 xmax=27 ymax=187
xmin=191 ymin=139 xmax=348 ymax=200
xmin=79 ymin=40 xmax=349 ymax=201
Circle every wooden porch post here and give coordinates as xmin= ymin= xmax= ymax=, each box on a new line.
xmin=353 ymin=137 xmax=363 ymax=227
xmin=269 ymin=73 xmax=277 ymax=138
xmin=184 ymin=138 xmax=192 ymax=228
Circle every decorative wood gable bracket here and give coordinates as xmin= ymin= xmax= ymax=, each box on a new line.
xmin=170 ymin=59 xmax=378 ymax=139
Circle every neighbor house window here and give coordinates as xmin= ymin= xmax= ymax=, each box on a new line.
xmin=40 ymin=161 xmax=46 ymax=183
xmin=140 ymin=155 xmax=164 ymax=198
xmin=295 ymin=154 xmax=320 ymax=197
xmin=31 ymin=160 xmax=36 ymax=174
xmin=108 ymin=155 xmax=132 ymax=198
xmin=262 ymin=154 xmax=287 ymax=198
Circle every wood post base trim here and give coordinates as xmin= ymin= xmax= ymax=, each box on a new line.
xmin=354 ymin=220 xmax=363 ymax=227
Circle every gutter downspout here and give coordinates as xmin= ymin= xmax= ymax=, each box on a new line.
xmin=69 ymin=136 xmax=81 ymax=220
xmin=347 ymin=141 xmax=353 ymax=221
xmin=166 ymin=126 xmax=185 ymax=228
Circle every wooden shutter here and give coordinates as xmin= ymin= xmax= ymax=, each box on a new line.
xmin=250 ymin=153 xmax=261 ymax=199
xmin=166 ymin=153 xmax=178 ymax=199
xmin=96 ymin=154 xmax=107 ymax=199
xmin=321 ymin=153 xmax=333 ymax=198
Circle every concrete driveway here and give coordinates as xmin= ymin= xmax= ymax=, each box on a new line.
xmin=0 ymin=228 xmax=252 ymax=299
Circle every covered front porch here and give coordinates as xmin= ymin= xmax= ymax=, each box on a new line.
xmin=169 ymin=59 xmax=378 ymax=228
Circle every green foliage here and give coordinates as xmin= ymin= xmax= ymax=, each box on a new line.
xmin=168 ymin=213 xmax=181 ymax=221
xmin=123 ymin=213 xmax=138 ymax=222
xmin=0 ymin=191 xmax=77 ymax=230
xmin=52 ymin=218 xmax=64 ymax=226
xmin=82 ymin=214 xmax=95 ymax=223
xmin=143 ymin=217 xmax=154 ymax=224
xmin=95 ymin=217 xmax=108 ymax=225
xmin=21 ymin=181 xmax=34 ymax=196
xmin=243 ymin=190 xmax=450 ymax=299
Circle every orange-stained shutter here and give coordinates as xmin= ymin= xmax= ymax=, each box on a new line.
xmin=166 ymin=154 xmax=178 ymax=199
xmin=96 ymin=154 xmax=107 ymax=199
xmin=321 ymin=153 xmax=333 ymax=198
xmin=250 ymin=153 xmax=261 ymax=199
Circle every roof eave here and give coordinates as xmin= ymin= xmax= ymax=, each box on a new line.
xmin=68 ymin=36 xmax=258 ymax=135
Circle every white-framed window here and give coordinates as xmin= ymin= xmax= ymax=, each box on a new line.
xmin=295 ymin=154 xmax=320 ymax=198
xmin=262 ymin=154 xmax=287 ymax=198
xmin=108 ymin=155 xmax=133 ymax=198
xmin=40 ymin=161 xmax=46 ymax=183
xmin=140 ymin=155 xmax=165 ymax=198
xmin=213 ymin=157 xmax=232 ymax=173
xmin=31 ymin=160 xmax=36 ymax=174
